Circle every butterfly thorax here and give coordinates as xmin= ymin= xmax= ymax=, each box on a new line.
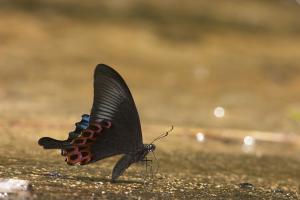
xmin=132 ymin=144 xmax=155 ymax=162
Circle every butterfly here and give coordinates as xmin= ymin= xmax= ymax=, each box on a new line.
xmin=38 ymin=64 xmax=172 ymax=182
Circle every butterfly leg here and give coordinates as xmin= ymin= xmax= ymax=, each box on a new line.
xmin=143 ymin=158 xmax=149 ymax=184
xmin=142 ymin=157 xmax=153 ymax=180
xmin=148 ymin=159 xmax=154 ymax=179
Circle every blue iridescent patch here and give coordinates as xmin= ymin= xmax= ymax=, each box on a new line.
xmin=68 ymin=114 xmax=90 ymax=139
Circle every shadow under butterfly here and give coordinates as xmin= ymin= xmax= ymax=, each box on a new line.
xmin=38 ymin=64 xmax=172 ymax=182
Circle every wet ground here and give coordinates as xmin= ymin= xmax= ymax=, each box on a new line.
xmin=0 ymin=120 xmax=299 ymax=199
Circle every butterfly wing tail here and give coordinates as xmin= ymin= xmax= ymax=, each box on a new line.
xmin=112 ymin=154 xmax=135 ymax=182
xmin=38 ymin=114 xmax=90 ymax=150
xmin=38 ymin=137 xmax=72 ymax=149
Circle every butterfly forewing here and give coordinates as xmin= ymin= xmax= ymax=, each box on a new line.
xmin=89 ymin=64 xmax=143 ymax=162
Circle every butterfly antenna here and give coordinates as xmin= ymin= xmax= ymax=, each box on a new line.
xmin=150 ymin=125 xmax=174 ymax=144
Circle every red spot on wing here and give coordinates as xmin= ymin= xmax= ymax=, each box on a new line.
xmin=63 ymin=121 xmax=111 ymax=165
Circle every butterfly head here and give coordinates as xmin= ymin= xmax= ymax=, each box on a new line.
xmin=145 ymin=144 xmax=156 ymax=152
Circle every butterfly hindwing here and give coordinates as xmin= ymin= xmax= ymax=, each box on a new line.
xmin=38 ymin=114 xmax=90 ymax=149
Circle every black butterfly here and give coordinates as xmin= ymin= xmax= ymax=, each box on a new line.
xmin=38 ymin=64 xmax=171 ymax=181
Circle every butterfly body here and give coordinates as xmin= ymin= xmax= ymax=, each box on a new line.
xmin=38 ymin=64 xmax=151 ymax=181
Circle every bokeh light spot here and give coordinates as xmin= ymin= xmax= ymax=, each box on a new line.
xmin=196 ymin=132 xmax=205 ymax=142
xmin=214 ymin=106 xmax=225 ymax=118
xmin=243 ymin=136 xmax=255 ymax=146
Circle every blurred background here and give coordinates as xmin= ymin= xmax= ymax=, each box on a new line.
xmin=0 ymin=0 xmax=300 ymax=199
xmin=0 ymin=0 xmax=300 ymax=132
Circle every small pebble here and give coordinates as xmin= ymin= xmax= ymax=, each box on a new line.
xmin=239 ymin=182 xmax=254 ymax=190
xmin=46 ymin=172 xmax=61 ymax=178
xmin=0 ymin=193 xmax=8 ymax=198
xmin=272 ymin=188 xmax=284 ymax=193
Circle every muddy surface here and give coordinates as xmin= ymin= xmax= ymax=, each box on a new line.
xmin=0 ymin=121 xmax=299 ymax=199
